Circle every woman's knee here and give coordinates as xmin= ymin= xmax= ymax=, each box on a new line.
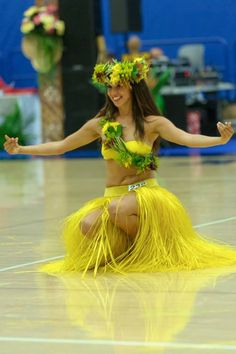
xmin=108 ymin=199 xmax=138 ymax=238
xmin=108 ymin=199 xmax=124 ymax=222
xmin=80 ymin=217 xmax=93 ymax=236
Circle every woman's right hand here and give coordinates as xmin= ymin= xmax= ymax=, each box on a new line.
xmin=4 ymin=135 xmax=21 ymax=154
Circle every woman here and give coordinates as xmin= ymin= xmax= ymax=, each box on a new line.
xmin=4 ymin=58 xmax=236 ymax=276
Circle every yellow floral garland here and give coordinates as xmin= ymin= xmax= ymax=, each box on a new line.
xmin=100 ymin=117 xmax=159 ymax=172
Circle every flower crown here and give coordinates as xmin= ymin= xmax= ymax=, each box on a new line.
xmin=92 ymin=57 xmax=149 ymax=86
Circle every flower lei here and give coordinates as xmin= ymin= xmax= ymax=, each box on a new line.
xmin=100 ymin=117 xmax=159 ymax=173
xmin=93 ymin=57 xmax=149 ymax=87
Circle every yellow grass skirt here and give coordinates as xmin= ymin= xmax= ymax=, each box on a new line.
xmin=40 ymin=178 xmax=236 ymax=276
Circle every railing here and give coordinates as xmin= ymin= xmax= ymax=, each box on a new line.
xmin=142 ymin=36 xmax=229 ymax=76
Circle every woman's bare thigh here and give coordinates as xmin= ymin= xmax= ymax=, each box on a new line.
xmin=108 ymin=192 xmax=139 ymax=238
xmin=109 ymin=192 xmax=139 ymax=218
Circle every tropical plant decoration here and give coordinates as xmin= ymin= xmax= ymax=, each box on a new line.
xmin=21 ymin=4 xmax=65 ymax=74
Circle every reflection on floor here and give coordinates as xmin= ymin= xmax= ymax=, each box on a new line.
xmin=1 ymin=156 xmax=236 ymax=353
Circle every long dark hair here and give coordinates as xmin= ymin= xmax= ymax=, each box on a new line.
xmin=97 ymin=80 xmax=161 ymax=151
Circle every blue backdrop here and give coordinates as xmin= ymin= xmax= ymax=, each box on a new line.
xmin=0 ymin=0 xmax=236 ymax=94
xmin=0 ymin=0 xmax=36 ymax=87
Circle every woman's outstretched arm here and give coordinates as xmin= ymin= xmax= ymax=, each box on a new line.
xmin=4 ymin=118 xmax=101 ymax=155
xmin=152 ymin=116 xmax=234 ymax=148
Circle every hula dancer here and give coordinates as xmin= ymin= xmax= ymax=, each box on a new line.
xmin=4 ymin=58 xmax=236 ymax=276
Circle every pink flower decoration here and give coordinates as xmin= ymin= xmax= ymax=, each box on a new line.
xmin=33 ymin=14 xmax=42 ymax=25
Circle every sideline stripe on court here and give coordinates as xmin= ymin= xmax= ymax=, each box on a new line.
xmin=0 ymin=337 xmax=235 ymax=350
xmin=0 ymin=215 xmax=235 ymax=273
xmin=0 ymin=256 xmax=63 ymax=272
xmin=194 ymin=216 xmax=236 ymax=229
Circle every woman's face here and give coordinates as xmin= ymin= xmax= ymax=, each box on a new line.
xmin=107 ymin=84 xmax=132 ymax=108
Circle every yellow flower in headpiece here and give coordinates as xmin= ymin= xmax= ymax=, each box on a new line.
xmin=121 ymin=62 xmax=133 ymax=82
xmin=92 ymin=57 xmax=149 ymax=87
xmin=110 ymin=62 xmax=134 ymax=86
xmin=110 ymin=63 xmax=122 ymax=85
xmin=112 ymin=63 xmax=121 ymax=74
xmin=92 ymin=63 xmax=109 ymax=85
xmin=133 ymin=57 xmax=149 ymax=82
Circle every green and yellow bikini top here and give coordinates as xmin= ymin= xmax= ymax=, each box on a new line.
xmin=100 ymin=117 xmax=159 ymax=173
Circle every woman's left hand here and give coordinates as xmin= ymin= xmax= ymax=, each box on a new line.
xmin=217 ymin=121 xmax=235 ymax=144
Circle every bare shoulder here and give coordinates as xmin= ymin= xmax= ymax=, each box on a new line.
xmin=144 ymin=115 xmax=167 ymax=134
xmin=84 ymin=116 xmax=102 ymax=136
xmin=145 ymin=115 xmax=167 ymax=124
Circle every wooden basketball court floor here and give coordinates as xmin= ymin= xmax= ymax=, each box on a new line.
xmin=0 ymin=155 xmax=236 ymax=354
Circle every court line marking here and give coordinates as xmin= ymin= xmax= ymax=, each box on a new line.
xmin=0 ymin=215 xmax=235 ymax=273
xmin=0 ymin=337 xmax=235 ymax=349
xmin=0 ymin=256 xmax=63 ymax=273
xmin=194 ymin=216 xmax=236 ymax=229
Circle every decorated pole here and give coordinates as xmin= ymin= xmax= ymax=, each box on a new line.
xmin=21 ymin=1 xmax=67 ymax=231
xmin=22 ymin=0 xmax=65 ymax=142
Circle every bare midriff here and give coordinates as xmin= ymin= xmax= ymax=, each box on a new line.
xmin=105 ymin=159 xmax=156 ymax=187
